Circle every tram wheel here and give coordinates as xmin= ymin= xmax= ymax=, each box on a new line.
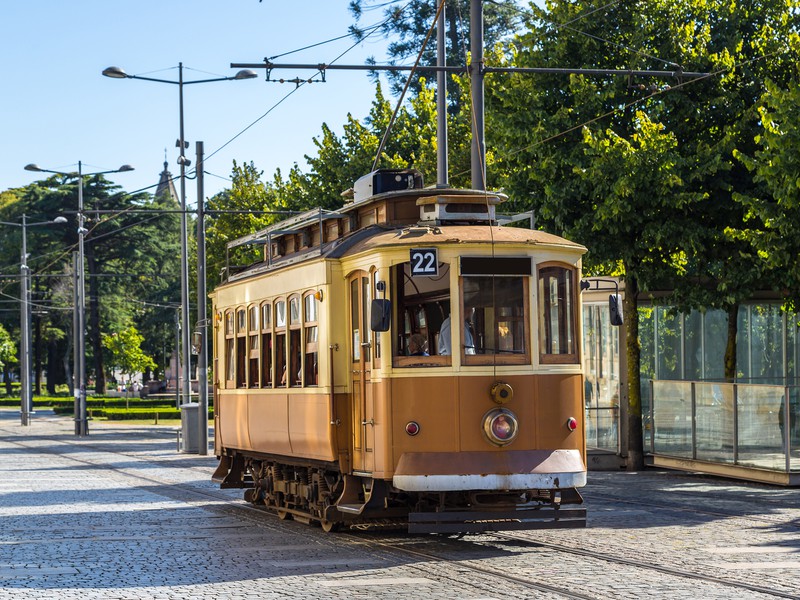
xmin=320 ymin=519 xmax=341 ymax=533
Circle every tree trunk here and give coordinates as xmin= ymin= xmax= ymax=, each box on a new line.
xmin=724 ymin=303 xmax=739 ymax=382
xmin=623 ymin=269 xmax=644 ymax=471
xmin=3 ymin=363 xmax=12 ymax=396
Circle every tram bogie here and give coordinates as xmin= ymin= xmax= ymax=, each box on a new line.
xmin=211 ymin=169 xmax=590 ymax=533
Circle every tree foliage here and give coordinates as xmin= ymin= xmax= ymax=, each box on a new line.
xmin=0 ymin=175 xmax=181 ymax=394
xmin=102 ymin=324 xmax=157 ymax=389
xmin=349 ymin=0 xmax=522 ymax=100
xmin=484 ymin=0 xmax=799 ymax=466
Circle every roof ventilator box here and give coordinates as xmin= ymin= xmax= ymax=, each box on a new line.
xmin=353 ymin=169 xmax=423 ymax=203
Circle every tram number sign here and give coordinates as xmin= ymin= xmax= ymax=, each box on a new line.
xmin=410 ymin=248 xmax=438 ymax=277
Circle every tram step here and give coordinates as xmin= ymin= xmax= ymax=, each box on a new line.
xmin=337 ymin=503 xmax=364 ymax=514
xmin=408 ymin=506 xmax=587 ymax=534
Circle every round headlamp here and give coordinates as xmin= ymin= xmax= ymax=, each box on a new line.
xmin=482 ymin=408 xmax=519 ymax=447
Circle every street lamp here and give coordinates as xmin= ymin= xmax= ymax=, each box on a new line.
xmin=24 ymin=162 xmax=134 ymax=436
xmin=102 ymin=64 xmax=257 ymax=433
xmin=0 ymin=215 xmax=67 ymax=425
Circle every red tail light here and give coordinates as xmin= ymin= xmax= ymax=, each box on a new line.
xmin=567 ymin=417 xmax=578 ymax=431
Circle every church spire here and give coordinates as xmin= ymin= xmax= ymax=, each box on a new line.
xmin=155 ymin=149 xmax=179 ymax=204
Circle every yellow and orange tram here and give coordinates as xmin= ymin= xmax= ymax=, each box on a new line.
xmin=211 ymin=169 xmax=589 ymax=533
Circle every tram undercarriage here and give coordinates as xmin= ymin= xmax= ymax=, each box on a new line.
xmin=212 ymin=451 xmax=586 ymax=533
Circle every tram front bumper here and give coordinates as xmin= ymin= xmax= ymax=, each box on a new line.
xmin=392 ymin=449 xmax=586 ymax=492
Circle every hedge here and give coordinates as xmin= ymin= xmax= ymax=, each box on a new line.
xmin=52 ymin=406 xmax=212 ymax=420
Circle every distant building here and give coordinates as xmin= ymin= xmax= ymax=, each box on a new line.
xmin=155 ymin=158 xmax=179 ymax=204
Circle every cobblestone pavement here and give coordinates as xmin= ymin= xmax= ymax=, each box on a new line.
xmin=0 ymin=409 xmax=798 ymax=599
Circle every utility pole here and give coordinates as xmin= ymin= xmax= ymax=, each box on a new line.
xmin=196 ymin=141 xmax=209 ymax=455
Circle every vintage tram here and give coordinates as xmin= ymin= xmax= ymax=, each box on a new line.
xmin=211 ymin=169 xmax=588 ymax=533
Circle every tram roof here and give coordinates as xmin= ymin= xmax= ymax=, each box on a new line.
xmin=337 ymin=224 xmax=586 ymax=257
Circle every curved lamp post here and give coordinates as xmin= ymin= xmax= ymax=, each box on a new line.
xmin=0 ymin=214 xmax=67 ymax=425
xmin=102 ymin=63 xmax=256 ymax=454
xmin=24 ymin=162 xmax=134 ymax=436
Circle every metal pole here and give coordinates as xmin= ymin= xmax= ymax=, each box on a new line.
xmin=178 ymin=62 xmax=192 ymax=408
xmin=196 ymin=141 xmax=209 ymax=455
xmin=175 ymin=309 xmax=181 ymax=409
xmin=20 ymin=215 xmax=30 ymax=426
xmin=77 ymin=161 xmax=88 ymax=436
xmin=469 ymin=0 xmax=485 ymax=190
xmin=72 ymin=251 xmax=79 ymax=433
xmin=436 ymin=0 xmax=448 ymax=188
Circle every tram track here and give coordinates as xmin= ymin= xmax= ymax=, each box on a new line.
xmin=3 ymin=428 xmax=798 ymax=599
xmin=588 ymin=490 xmax=800 ymax=529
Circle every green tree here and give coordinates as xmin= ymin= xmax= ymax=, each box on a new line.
xmin=205 ymin=161 xmax=286 ymax=291
xmin=349 ymin=0 xmax=522 ymax=103
xmin=0 ymin=323 xmax=16 ymax=396
xmin=735 ymin=78 xmax=800 ymax=312
xmin=487 ymin=0 xmax=799 ymax=467
xmin=102 ymin=324 xmax=157 ymax=397
xmin=14 ymin=174 xmax=180 ymax=394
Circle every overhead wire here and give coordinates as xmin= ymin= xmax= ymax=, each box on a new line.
xmin=204 ymin=5 xmax=411 ymax=166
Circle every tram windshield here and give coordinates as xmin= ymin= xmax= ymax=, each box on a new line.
xmin=392 ymin=257 xmax=531 ymax=365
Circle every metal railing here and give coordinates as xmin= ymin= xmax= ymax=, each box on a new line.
xmin=649 ymin=380 xmax=799 ymax=473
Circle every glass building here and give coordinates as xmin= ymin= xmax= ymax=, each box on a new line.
xmin=583 ymin=287 xmax=800 ymax=484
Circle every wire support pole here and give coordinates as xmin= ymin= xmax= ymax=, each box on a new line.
xmin=196 ymin=141 xmax=209 ymax=456
xmin=20 ymin=215 xmax=31 ymax=426
xmin=178 ymin=62 xmax=193 ymax=410
xmin=77 ymin=161 xmax=88 ymax=436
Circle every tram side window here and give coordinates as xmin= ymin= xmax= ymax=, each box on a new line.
xmin=289 ymin=296 xmax=302 ymax=387
xmin=236 ymin=308 xmax=247 ymax=387
xmin=248 ymin=305 xmax=259 ymax=388
xmin=275 ymin=300 xmax=287 ymax=387
xmin=225 ymin=311 xmax=235 ymax=386
xmin=304 ymin=293 xmax=319 ymax=386
xmin=261 ymin=303 xmax=272 ymax=388
xmin=538 ymin=265 xmax=578 ymax=363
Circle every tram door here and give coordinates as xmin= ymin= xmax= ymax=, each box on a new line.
xmin=348 ymin=272 xmax=375 ymax=473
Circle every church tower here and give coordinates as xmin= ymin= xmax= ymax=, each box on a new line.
xmin=155 ymin=155 xmax=179 ymax=204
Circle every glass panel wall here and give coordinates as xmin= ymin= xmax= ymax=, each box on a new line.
xmin=652 ymin=380 xmax=693 ymax=458
xmin=582 ymin=304 xmax=620 ymax=452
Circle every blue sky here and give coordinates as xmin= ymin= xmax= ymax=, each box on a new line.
xmin=2 ymin=1 xmax=400 ymax=206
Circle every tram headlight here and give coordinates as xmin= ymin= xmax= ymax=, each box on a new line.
xmin=482 ymin=408 xmax=519 ymax=447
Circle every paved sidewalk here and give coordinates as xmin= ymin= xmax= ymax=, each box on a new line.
xmin=0 ymin=409 xmax=799 ymax=599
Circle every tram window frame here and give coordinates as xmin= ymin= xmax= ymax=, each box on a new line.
xmin=303 ymin=292 xmax=319 ymax=387
xmin=235 ymin=308 xmax=247 ymax=387
xmin=275 ymin=299 xmax=287 ymax=387
xmin=260 ymin=302 xmax=273 ymax=388
xmin=288 ymin=295 xmax=302 ymax=387
xmin=392 ymin=261 xmax=451 ymax=368
xmin=537 ymin=263 xmax=579 ymax=364
xmin=225 ymin=309 xmax=235 ymax=388
xmin=461 ymin=274 xmax=530 ymax=366
xmin=248 ymin=305 xmax=260 ymax=388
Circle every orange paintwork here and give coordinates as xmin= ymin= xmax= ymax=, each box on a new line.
xmin=219 ymin=390 xmax=336 ymax=462
xmin=385 ymin=373 xmax=583 ymax=478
